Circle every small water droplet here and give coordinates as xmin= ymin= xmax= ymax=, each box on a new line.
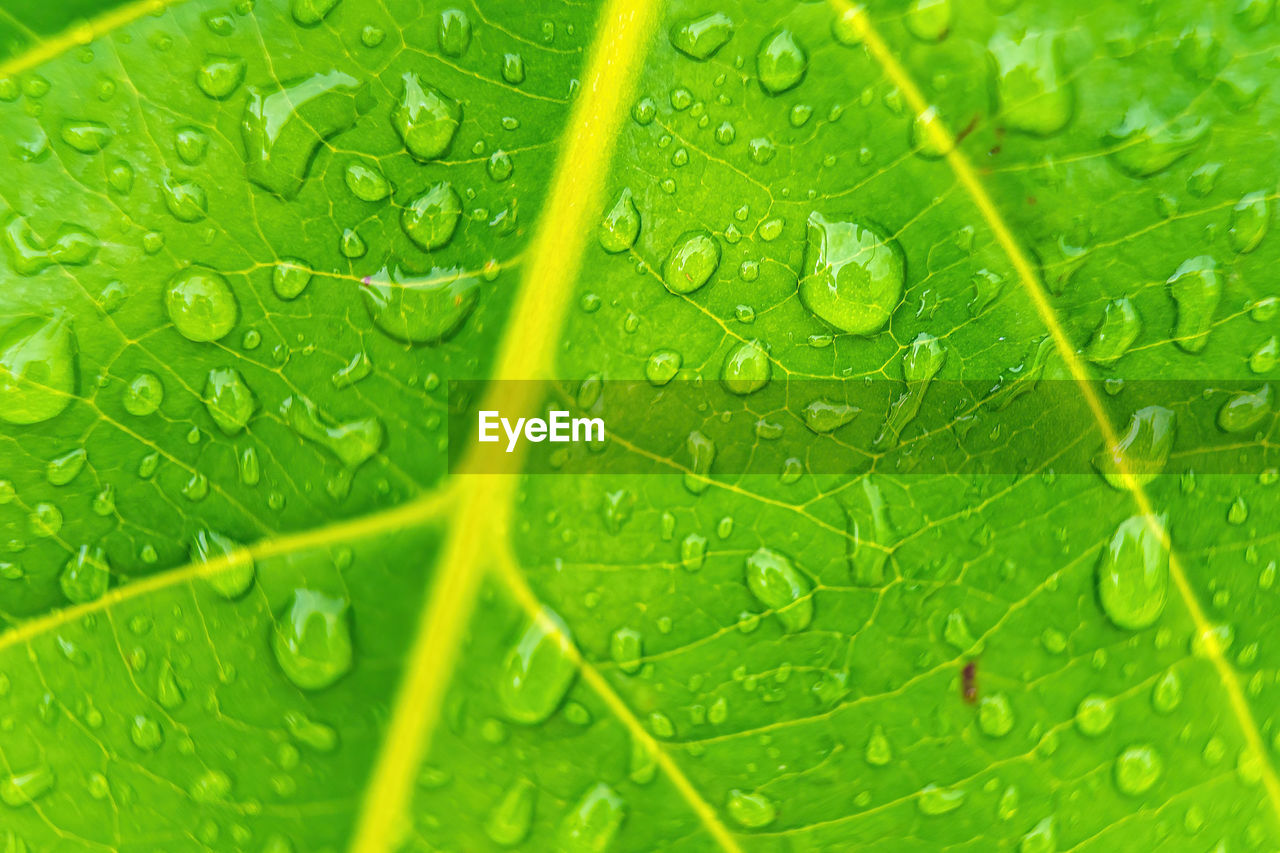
xmin=978 ymin=692 xmax=1014 ymax=737
xmin=438 ymin=8 xmax=471 ymax=57
xmin=989 ymin=29 xmax=1071 ymax=134
xmin=663 ymin=230 xmax=720 ymax=293
xmin=1093 ymin=406 xmax=1175 ymax=489
xmin=272 ymin=259 xmax=313 ymax=300
xmin=191 ymin=529 xmax=255 ymax=599
xmin=1106 ymin=103 xmax=1209 ymax=177
xmin=1229 ymin=191 xmax=1270 ymax=253
xmin=45 ymin=448 xmax=86 ymax=486
xmin=721 ymin=339 xmax=770 ymax=395
xmin=60 ymin=120 xmax=111 ymax=153
xmin=393 ymin=72 xmax=460 ymax=161
xmin=401 ymin=182 xmax=462 ymax=251
xmin=0 ymin=765 xmax=55 ymax=806
xmin=197 ymin=55 xmax=246 ymax=99
xmin=598 ymin=187 xmax=640 ymax=253
xmin=290 ymin=0 xmax=340 ymax=26
xmin=1114 ymin=744 xmax=1162 ymax=795
xmin=0 ymin=314 xmax=77 ymax=425
xmin=865 ymin=724 xmax=892 ymax=766
xmin=917 ymin=783 xmax=965 ymax=815
xmin=203 ymin=368 xmax=257 ymax=434
xmin=61 ymin=545 xmax=110 ymax=603
xmin=166 ymin=267 xmax=237 ymax=342
xmin=558 ymin=783 xmax=625 ymax=852
xmin=1084 ymin=297 xmax=1141 ymax=366
xmin=670 ymin=13 xmax=734 ymax=61
xmin=486 ymin=777 xmax=536 ymax=846
xmin=344 ymin=160 xmax=391 ymax=201
xmin=726 ymin=789 xmax=776 ymax=828
xmin=361 ymin=265 xmax=479 ymax=344
xmin=905 ymin=0 xmax=952 ymax=42
xmin=756 ymin=29 xmax=807 ymax=95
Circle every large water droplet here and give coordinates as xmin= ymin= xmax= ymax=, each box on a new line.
xmin=756 ymin=29 xmax=807 ymax=94
xmin=272 ymin=259 xmax=313 ymax=300
xmin=344 ymin=161 xmax=391 ymax=201
xmin=670 ymin=13 xmax=734 ymax=60
xmin=1218 ymin=384 xmax=1272 ymax=433
xmin=745 ymin=547 xmax=812 ymax=632
xmin=197 ymin=54 xmax=246 ymax=99
xmin=905 ymin=0 xmax=952 ymax=42
xmin=917 ymin=783 xmax=966 ymax=815
xmin=242 ymin=71 xmax=362 ymax=198
xmin=290 ymin=0 xmax=340 ymax=26
xmin=865 ymin=724 xmax=892 ymax=766
xmin=0 ymin=315 xmax=76 ymax=425
xmin=1075 ymin=694 xmax=1114 ymax=736
xmin=437 ymin=8 xmax=471 ymax=57
xmin=1105 ymin=103 xmax=1209 ymax=177
xmin=721 ymin=339 xmax=770 ymax=395
xmin=204 ymin=368 xmax=256 ymax=434
xmin=1114 ymin=744 xmax=1162 ymax=795
xmin=1249 ymin=337 xmax=1277 ymax=373
xmin=1229 ymin=191 xmax=1269 ymax=253
xmin=1097 ymin=514 xmax=1168 ymax=631
xmin=392 ymin=72 xmax=460 ymax=161
xmin=1093 ymin=405 xmax=1175 ymax=489
xmin=726 ymin=789 xmax=776 ymax=828
xmin=800 ymin=212 xmax=904 ymax=335
xmin=663 ymin=231 xmax=720 ymax=294
xmin=598 ymin=188 xmax=640 ymax=253
xmin=279 ymin=394 xmax=383 ymax=469
xmin=1020 ymin=817 xmax=1056 ymax=853
xmin=803 ymin=399 xmax=860 ymax=433
xmin=989 ymin=29 xmax=1071 ymax=135
xmin=558 ymin=783 xmax=625 ymax=852
xmin=361 ymin=265 xmax=479 ymax=344
xmin=46 ymin=448 xmax=86 ymax=486
xmin=2 ymin=213 xmax=98 ymax=274
xmin=645 ymin=348 xmax=681 ymax=386
xmin=1084 ymin=297 xmax=1141 ymax=366
xmin=0 ymin=765 xmax=55 ymax=806
xmin=271 ymin=588 xmax=353 ymax=690
xmin=401 ymin=182 xmax=462 ymax=251
xmin=165 ymin=267 xmax=237 ymax=342
xmin=60 ymin=545 xmax=110 ymax=603
xmin=123 ymin=371 xmax=163 ymax=416
xmin=486 ymin=777 xmax=536 ymax=846
xmin=499 ymin=607 xmax=577 ymax=724
xmin=1167 ymin=256 xmax=1221 ymax=353
xmin=978 ymin=692 xmax=1014 ymax=737
xmin=60 ymin=120 xmax=112 ymax=153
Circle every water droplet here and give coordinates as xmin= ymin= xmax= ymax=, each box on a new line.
xmin=43 ymin=447 xmax=85 ymax=487
xmin=401 ymin=182 xmax=462 ymax=251
xmin=60 ymin=120 xmax=111 ymax=153
xmin=486 ymin=777 xmax=536 ymax=846
xmin=161 ymin=176 xmax=208 ymax=222
xmin=197 ymin=55 xmax=246 ymax=99
xmin=438 ymin=8 xmax=471 ymax=57
xmin=1151 ymin=669 xmax=1183 ymax=713
xmin=1084 ymin=297 xmax=1140 ymax=366
xmin=1218 ymin=384 xmax=1272 ymax=433
xmin=917 ymin=783 xmax=966 ymax=815
xmin=1115 ymin=744 xmax=1162 ymax=795
xmin=191 ymin=529 xmax=255 ymax=599
xmin=745 ymin=547 xmax=812 ymax=632
xmin=487 ymin=150 xmax=514 ymax=182
xmin=1229 ymin=191 xmax=1269 ymax=253
xmin=242 ymin=71 xmax=362 ymax=198
xmin=361 ymin=265 xmax=479 ymax=344
xmin=0 ymin=766 xmax=54 ymax=806
xmin=279 ymin=394 xmax=383 ymax=469
xmin=865 ymin=724 xmax=892 ymax=766
xmin=129 ymin=715 xmax=163 ymax=751
xmin=393 ymin=72 xmax=460 ymax=161
xmin=175 ymin=127 xmax=209 ymax=165
xmin=644 ymin=348 xmax=681 ymax=386
xmin=1250 ymin=337 xmax=1278 ymax=373
xmin=1019 ymin=817 xmax=1056 ymax=853
xmin=1093 ymin=406 xmax=1175 ymax=489
xmin=344 ymin=160 xmax=390 ymax=201
xmin=189 ymin=769 xmax=232 ymax=803
xmin=803 ymin=399 xmax=860 ymax=433
xmin=61 ymin=545 xmax=110 ymax=603
xmin=0 ymin=315 xmax=77 ymax=425
xmin=721 ymin=339 xmax=770 ymax=395
xmin=166 ymin=267 xmax=237 ymax=342
xmin=756 ymin=30 xmax=807 ymax=95
xmin=610 ymin=627 xmax=643 ymax=674
xmin=558 ymin=783 xmax=625 ymax=852
xmin=680 ymin=533 xmax=707 ymax=571
xmin=203 ymin=368 xmax=256 ymax=435
xmin=1097 ymin=514 xmax=1168 ymax=631
xmin=978 ymin=692 xmax=1014 ymax=737
xmin=598 ymin=188 xmax=640 ymax=253
xmin=500 ymin=607 xmax=576 ymax=724
xmin=2 ymin=213 xmax=97 ymax=274
xmin=30 ymin=501 xmax=63 ymax=537
xmin=726 ymin=789 xmax=776 ymax=828
xmin=670 ymin=13 xmax=734 ymax=60
xmin=1105 ymin=103 xmax=1209 ymax=177
xmin=501 ymin=53 xmax=525 ymax=85
xmin=801 ymin=212 xmax=904 ymax=335
xmin=271 ymin=588 xmax=353 ymax=690
xmin=989 ymin=29 xmax=1071 ymax=134
xmin=290 ymin=0 xmax=340 ymax=27
xmin=1165 ymin=256 xmax=1223 ymax=353
xmin=283 ymin=709 xmax=337 ymax=751
xmin=663 ymin=231 xmax=720 ymax=293
xmin=272 ymin=259 xmax=313 ymax=300
xmin=905 ymin=0 xmax=952 ymax=42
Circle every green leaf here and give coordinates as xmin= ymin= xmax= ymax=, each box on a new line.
xmin=0 ymin=0 xmax=1277 ymax=850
